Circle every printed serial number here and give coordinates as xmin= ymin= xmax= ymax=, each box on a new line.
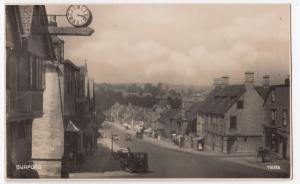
xmin=267 ymin=165 xmax=281 ymax=170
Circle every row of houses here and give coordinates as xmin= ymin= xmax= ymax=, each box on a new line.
xmin=196 ymin=72 xmax=290 ymax=160
xmin=166 ymin=72 xmax=290 ymax=159
xmin=108 ymin=72 xmax=290 ymax=160
xmin=6 ymin=5 xmax=97 ymax=178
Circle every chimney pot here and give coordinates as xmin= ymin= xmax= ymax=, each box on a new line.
xmin=285 ymin=75 xmax=290 ymax=86
xmin=245 ymin=71 xmax=254 ymax=85
xmin=263 ymin=75 xmax=270 ymax=88
xmin=221 ymin=76 xmax=229 ymax=87
xmin=213 ymin=78 xmax=221 ymax=88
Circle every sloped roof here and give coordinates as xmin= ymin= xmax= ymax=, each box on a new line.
xmin=63 ymin=59 xmax=80 ymax=71
xmin=187 ymin=101 xmax=204 ymax=121
xmin=198 ymin=85 xmax=246 ymax=115
xmin=158 ymin=109 xmax=172 ymax=122
xmin=66 ymin=120 xmax=81 ymax=132
xmin=69 ymin=115 xmax=91 ymax=130
xmin=263 ymin=84 xmax=290 ymax=105
xmin=170 ymin=109 xmax=182 ymax=120
xmin=255 ymin=86 xmax=268 ymax=99
xmin=158 ymin=108 xmax=181 ymax=122
xmin=26 ymin=6 xmax=56 ymax=60
xmin=183 ymin=102 xmax=194 ymax=112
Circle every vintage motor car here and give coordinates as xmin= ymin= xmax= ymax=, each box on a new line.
xmin=115 ymin=147 xmax=148 ymax=173
xmin=135 ymin=131 xmax=144 ymax=139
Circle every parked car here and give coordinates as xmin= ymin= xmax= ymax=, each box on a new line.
xmin=135 ymin=131 xmax=144 ymax=139
xmin=119 ymin=148 xmax=148 ymax=173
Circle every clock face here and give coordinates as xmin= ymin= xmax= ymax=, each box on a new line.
xmin=66 ymin=5 xmax=92 ymax=27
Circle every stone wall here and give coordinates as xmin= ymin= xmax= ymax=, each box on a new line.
xmin=32 ymin=68 xmax=64 ymax=178
xmin=225 ymin=85 xmax=265 ymax=136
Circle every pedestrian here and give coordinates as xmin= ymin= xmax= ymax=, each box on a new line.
xmin=180 ymin=135 xmax=184 ymax=148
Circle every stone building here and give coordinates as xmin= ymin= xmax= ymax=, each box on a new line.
xmin=6 ymin=5 xmax=56 ymax=178
xmin=263 ymin=77 xmax=290 ymax=159
xmin=198 ymin=72 xmax=268 ymax=154
xmin=62 ymin=59 xmax=82 ymax=172
xmin=30 ymin=32 xmax=69 ymax=177
xmin=184 ymin=102 xmax=205 ymax=150
xmin=30 ymin=16 xmax=84 ymax=177
xmin=72 ymin=64 xmax=97 ymax=158
xmin=157 ymin=107 xmax=179 ymax=138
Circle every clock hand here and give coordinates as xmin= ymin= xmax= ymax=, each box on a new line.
xmin=77 ymin=14 xmax=87 ymax=21
xmin=77 ymin=14 xmax=87 ymax=18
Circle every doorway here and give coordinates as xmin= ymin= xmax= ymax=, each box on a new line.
xmin=227 ymin=137 xmax=237 ymax=154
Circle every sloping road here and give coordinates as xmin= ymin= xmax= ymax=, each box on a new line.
xmin=70 ymin=122 xmax=289 ymax=178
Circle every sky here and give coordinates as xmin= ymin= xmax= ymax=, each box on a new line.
xmin=46 ymin=4 xmax=290 ymax=86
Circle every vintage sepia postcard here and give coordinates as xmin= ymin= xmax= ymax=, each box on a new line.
xmin=5 ymin=3 xmax=291 ymax=179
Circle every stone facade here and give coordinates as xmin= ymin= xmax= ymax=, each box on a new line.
xmin=31 ymin=64 xmax=65 ymax=178
xmin=263 ymin=79 xmax=290 ymax=159
xmin=196 ymin=113 xmax=205 ymax=137
xmin=6 ymin=5 xmax=55 ymax=178
xmin=198 ymin=73 xmax=267 ymax=154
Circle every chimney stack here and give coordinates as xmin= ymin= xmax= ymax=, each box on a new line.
xmin=213 ymin=78 xmax=221 ymax=88
xmin=220 ymin=76 xmax=229 ymax=87
xmin=245 ymin=71 xmax=254 ymax=85
xmin=263 ymin=75 xmax=270 ymax=89
xmin=285 ymin=75 xmax=290 ymax=86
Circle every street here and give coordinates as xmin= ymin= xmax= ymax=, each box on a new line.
xmin=69 ymin=121 xmax=289 ymax=178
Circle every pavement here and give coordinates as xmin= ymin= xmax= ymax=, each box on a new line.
xmin=69 ymin=121 xmax=290 ymax=178
xmin=109 ymin=121 xmax=291 ymax=176
xmin=109 ymin=121 xmax=252 ymax=157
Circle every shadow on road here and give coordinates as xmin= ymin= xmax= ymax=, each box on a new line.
xmin=71 ymin=142 xmax=123 ymax=173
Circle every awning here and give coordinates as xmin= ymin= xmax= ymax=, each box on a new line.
xmin=66 ymin=120 xmax=81 ymax=132
xmin=144 ymin=128 xmax=152 ymax=133
xmin=123 ymin=123 xmax=130 ymax=127
xmin=192 ymin=136 xmax=205 ymax=141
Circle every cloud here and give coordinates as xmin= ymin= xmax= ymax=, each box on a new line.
xmin=48 ymin=5 xmax=290 ymax=86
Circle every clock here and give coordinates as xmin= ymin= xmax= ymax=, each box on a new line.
xmin=66 ymin=5 xmax=93 ymax=27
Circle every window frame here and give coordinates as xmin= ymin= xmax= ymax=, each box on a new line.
xmin=28 ymin=55 xmax=44 ymax=91
xmin=271 ymin=109 xmax=277 ymax=125
xmin=282 ymin=109 xmax=287 ymax=127
xmin=271 ymin=89 xmax=276 ymax=103
xmin=237 ymin=100 xmax=244 ymax=109
xmin=229 ymin=116 xmax=237 ymax=130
